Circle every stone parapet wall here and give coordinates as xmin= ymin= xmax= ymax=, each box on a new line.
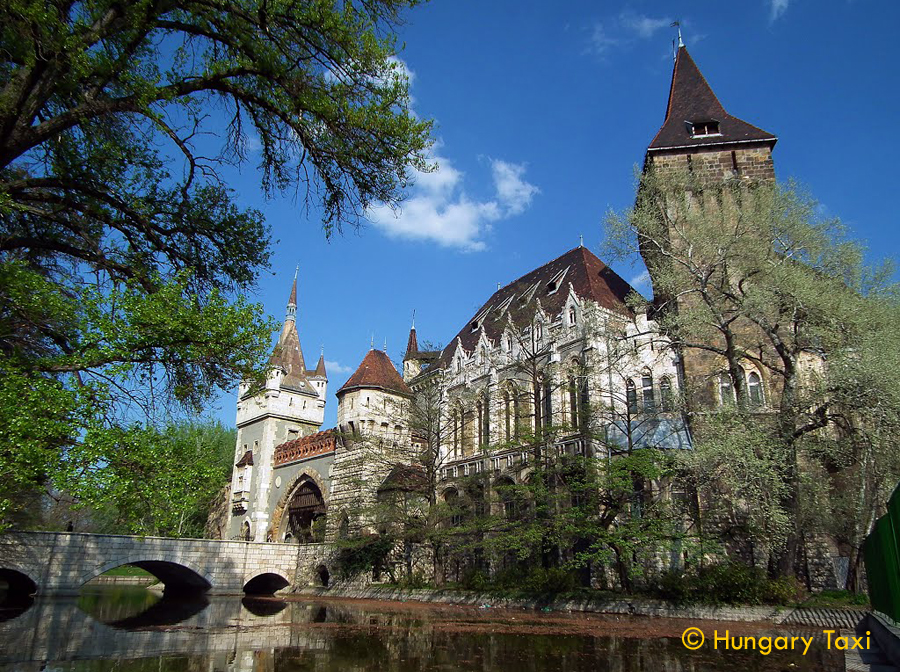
xmin=0 ymin=531 xmax=336 ymax=595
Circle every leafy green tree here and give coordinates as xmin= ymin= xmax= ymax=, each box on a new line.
xmin=62 ymin=420 xmax=236 ymax=537
xmin=606 ymin=170 xmax=900 ymax=581
xmin=0 ymin=0 xmax=432 ymax=529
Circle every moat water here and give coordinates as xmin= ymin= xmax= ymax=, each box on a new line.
xmin=0 ymin=586 xmax=847 ymax=671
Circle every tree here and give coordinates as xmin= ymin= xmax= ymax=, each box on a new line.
xmin=0 ymin=0 xmax=432 ymax=529
xmin=605 ymin=169 xmax=900 ymax=583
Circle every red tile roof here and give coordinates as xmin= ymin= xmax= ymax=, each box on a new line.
xmin=337 ymin=348 xmax=412 ymax=396
xmin=273 ymin=429 xmax=336 ymax=467
xmin=648 ymin=47 xmax=776 ymax=152
xmin=437 ymin=246 xmax=635 ymax=367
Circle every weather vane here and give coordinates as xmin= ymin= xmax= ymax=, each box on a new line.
xmin=671 ymin=21 xmax=684 ymax=61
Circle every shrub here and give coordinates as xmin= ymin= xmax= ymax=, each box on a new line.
xmin=656 ymin=562 xmax=805 ymax=606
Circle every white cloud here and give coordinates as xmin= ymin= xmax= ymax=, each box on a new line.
xmin=492 ymin=160 xmax=540 ymax=216
xmin=629 ymin=270 xmax=651 ymax=291
xmin=620 ymin=13 xmax=672 ymax=39
xmin=325 ymin=360 xmax=353 ymax=375
xmin=365 ymin=59 xmax=539 ymax=251
xmin=588 ymin=12 xmax=673 ymax=55
xmin=769 ymin=0 xmax=789 ymax=20
xmin=590 ymin=23 xmax=620 ymax=54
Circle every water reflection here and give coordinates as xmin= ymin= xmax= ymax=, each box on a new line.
xmin=0 ymin=588 xmax=846 ymax=671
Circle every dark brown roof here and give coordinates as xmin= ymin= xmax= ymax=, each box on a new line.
xmin=648 ymin=46 xmax=776 ymax=152
xmin=437 ymin=246 xmax=635 ymax=368
xmin=379 ymin=463 xmax=429 ymax=493
xmin=235 ymin=450 xmax=253 ymax=467
xmin=309 ymin=352 xmax=327 ymax=378
xmin=404 ymin=326 xmax=419 ymax=359
xmin=337 ymin=348 xmax=412 ymax=396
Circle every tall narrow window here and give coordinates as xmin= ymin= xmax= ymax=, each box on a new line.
xmin=579 ymin=377 xmax=589 ymax=429
xmin=542 ymin=378 xmax=553 ymax=428
xmin=568 ymin=306 xmax=577 ymax=326
xmin=513 ymin=392 xmax=521 ymax=440
xmin=642 ymin=374 xmax=655 ymax=411
xmin=660 ymin=376 xmax=674 ymax=411
xmin=482 ymin=393 xmax=491 ymax=446
xmin=453 ymin=410 xmax=460 ymax=457
xmin=568 ymin=376 xmax=578 ymax=430
xmin=476 ymin=400 xmax=484 ymax=447
xmin=626 ymin=379 xmax=638 ymax=415
xmin=535 ymin=322 xmax=543 ymax=346
xmin=719 ymin=374 xmax=735 ymax=405
xmin=748 ymin=372 xmax=764 ymax=408
xmin=504 ymin=391 xmax=511 ymax=441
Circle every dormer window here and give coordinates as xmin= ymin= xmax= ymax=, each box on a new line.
xmin=690 ymin=120 xmax=720 ymax=137
xmin=546 ymin=267 xmax=569 ymax=295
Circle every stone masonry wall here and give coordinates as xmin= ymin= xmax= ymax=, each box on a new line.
xmin=0 ymin=531 xmax=335 ymax=595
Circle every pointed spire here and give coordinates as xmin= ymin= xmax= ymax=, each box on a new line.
xmin=314 ymin=347 xmax=327 ymax=378
xmin=285 ymin=265 xmax=298 ymax=322
xmin=648 ymin=46 xmax=776 ymax=152
xmin=405 ymin=320 xmax=419 ymax=360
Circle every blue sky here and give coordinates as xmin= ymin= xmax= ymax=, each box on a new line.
xmin=211 ymin=0 xmax=900 ymax=429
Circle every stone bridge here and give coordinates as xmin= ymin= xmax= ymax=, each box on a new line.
xmin=0 ymin=531 xmax=334 ymax=596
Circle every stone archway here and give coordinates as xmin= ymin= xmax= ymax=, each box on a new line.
xmin=269 ymin=468 xmax=328 ymax=542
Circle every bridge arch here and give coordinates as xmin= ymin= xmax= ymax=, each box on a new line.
xmin=242 ymin=571 xmax=290 ymax=595
xmin=79 ymin=557 xmax=213 ymax=594
xmin=0 ymin=567 xmax=38 ymax=597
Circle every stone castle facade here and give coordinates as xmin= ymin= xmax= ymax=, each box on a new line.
xmin=223 ymin=46 xmax=837 ymax=583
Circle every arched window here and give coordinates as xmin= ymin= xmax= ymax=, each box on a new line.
xmin=444 ymin=489 xmax=461 ymax=527
xmin=641 ymin=372 xmax=655 ymax=411
xmin=660 ymin=376 xmax=674 ymax=411
xmin=452 ymin=408 xmax=461 ymax=457
xmin=568 ymin=306 xmax=577 ymax=326
xmin=719 ymin=374 xmax=735 ymax=405
xmin=535 ymin=321 xmax=543 ymax=345
xmin=626 ymin=379 xmax=638 ymax=414
xmin=456 ymin=357 xmax=462 ymax=373
xmin=505 ymin=333 xmax=513 ymax=352
xmin=748 ymin=371 xmax=764 ymax=408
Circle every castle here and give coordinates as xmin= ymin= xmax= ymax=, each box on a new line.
xmin=224 ymin=44 xmax=782 ymax=553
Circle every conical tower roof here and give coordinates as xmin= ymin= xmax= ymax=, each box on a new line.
xmin=337 ymin=349 xmax=411 ymax=397
xmin=404 ymin=325 xmax=419 ymax=360
xmin=648 ymin=46 xmax=776 ymax=152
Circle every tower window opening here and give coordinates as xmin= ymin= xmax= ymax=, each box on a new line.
xmin=690 ymin=120 xmax=720 ymax=137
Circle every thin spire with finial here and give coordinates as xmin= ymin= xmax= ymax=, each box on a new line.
xmin=285 ymin=265 xmax=298 ymax=322
xmin=383 ymin=337 xmax=387 ymax=353
xmin=411 ymin=308 xmax=416 ymax=330
xmin=579 ymin=234 xmax=584 ymax=248
xmin=671 ymin=21 xmax=683 ymax=61
xmin=370 ymin=332 xmax=374 ymax=350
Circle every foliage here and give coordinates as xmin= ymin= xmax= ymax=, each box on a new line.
xmin=334 ymin=533 xmax=396 ymax=581
xmin=656 ymin=562 xmax=804 ymax=606
xmin=605 ymin=170 xmax=900 ymax=582
xmin=0 ymin=0 xmax=431 ymax=530
xmin=58 ymin=419 xmax=235 ymax=537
